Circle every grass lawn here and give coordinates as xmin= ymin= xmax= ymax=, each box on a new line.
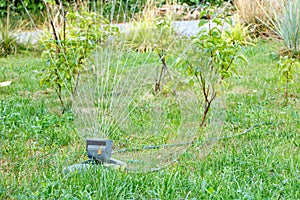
xmin=0 ymin=39 xmax=299 ymax=199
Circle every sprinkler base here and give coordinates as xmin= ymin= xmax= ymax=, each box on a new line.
xmin=63 ymin=157 xmax=127 ymax=173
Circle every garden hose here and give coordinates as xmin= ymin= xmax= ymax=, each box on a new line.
xmin=64 ymin=122 xmax=273 ymax=173
xmin=113 ymin=122 xmax=273 ymax=155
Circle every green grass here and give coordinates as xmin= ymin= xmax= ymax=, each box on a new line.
xmin=0 ymin=39 xmax=299 ymax=199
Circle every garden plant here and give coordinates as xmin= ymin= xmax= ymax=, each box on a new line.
xmin=0 ymin=0 xmax=299 ymax=199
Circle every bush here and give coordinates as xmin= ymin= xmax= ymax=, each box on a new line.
xmin=41 ymin=8 xmax=118 ymax=113
xmin=177 ymin=10 xmax=247 ymax=126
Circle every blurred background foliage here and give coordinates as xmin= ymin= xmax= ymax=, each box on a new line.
xmin=0 ymin=0 xmax=230 ymax=22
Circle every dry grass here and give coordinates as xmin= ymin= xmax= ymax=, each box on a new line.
xmin=233 ymin=0 xmax=283 ymax=32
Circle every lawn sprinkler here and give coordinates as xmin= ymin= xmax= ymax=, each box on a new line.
xmin=64 ymin=138 xmax=127 ymax=173
xmin=86 ymin=138 xmax=113 ymax=162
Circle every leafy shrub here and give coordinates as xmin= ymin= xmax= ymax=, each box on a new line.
xmin=177 ymin=9 xmax=247 ymax=126
xmin=41 ymin=7 xmax=118 ymax=113
xmin=276 ymin=57 xmax=300 ymax=104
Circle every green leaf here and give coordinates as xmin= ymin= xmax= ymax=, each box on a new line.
xmin=207 ymin=187 xmax=215 ymax=194
xmin=212 ymin=18 xmax=223 ymax=26
xmin=295 ymin=61 xmax=300 ymax=68
xmin=198 ymin=19 xmax=207 ymax=28
xmin=199 ymin=11 xmax=207 ymax=19
xmin=236 ymin=54 xmax=248 ymax=65
xmin=225 ymin=17 xmax=233 ymax=26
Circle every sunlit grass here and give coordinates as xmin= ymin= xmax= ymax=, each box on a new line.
xmin=0 ymin=39 xmax=299 ymax=199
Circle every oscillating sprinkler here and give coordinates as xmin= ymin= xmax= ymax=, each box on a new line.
xmin=86 ymin=138 xmax=113 ymax=162
xmin=64 ymin=138 xmax=127 ymax=173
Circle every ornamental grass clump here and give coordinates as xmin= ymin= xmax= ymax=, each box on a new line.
xmin=233 ymin=0 xmax=281 ymax=34
xmin=267 ymin=0 xmax=300 ymax=57
xmin=0 ymin=21 xmax=17 ymax=57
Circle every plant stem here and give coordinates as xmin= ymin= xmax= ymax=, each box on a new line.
xmin=195 ymin=73 xmax=217 ymax=127
xmin=155 ymin=64 xmax=164 ymax=92
xmin=284 ymin=66 xmax=290 ymax=104
xmin=6 ymin=0 xmax=10 ymax=28
xmin=55 ymin=84 xmax=65 ymax=113
xmin=72 ymin=72 xmax=80 ymax=99
xmin=44 ymin=1 xmax=60 ymax=53
xmin=221 ymin=56 xmax=235 ymax=80
xmin=200 ymin=96 xmax=214 ymax=127
xmin=155 ymin=50 xmax=171 ymax=92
